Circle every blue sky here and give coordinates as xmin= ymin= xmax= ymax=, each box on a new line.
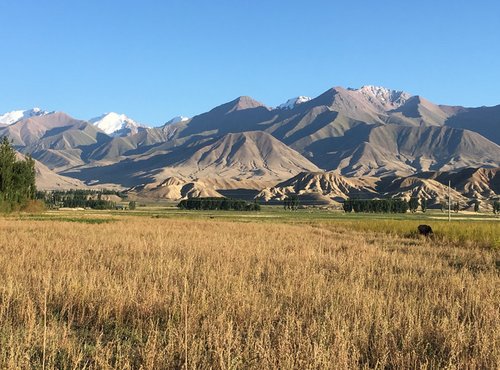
xmin=1 ymin=0 xmax=499 ymax=125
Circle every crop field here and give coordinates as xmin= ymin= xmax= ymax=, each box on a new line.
xmin=0 ymin=208 xmax=499 ymax=368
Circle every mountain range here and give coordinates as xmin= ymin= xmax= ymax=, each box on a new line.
xmin=1 ymin=85 xmax=499 ymax=204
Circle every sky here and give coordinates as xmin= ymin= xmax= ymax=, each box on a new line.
xmin=0 ymin=0 xmax=499 ymax=126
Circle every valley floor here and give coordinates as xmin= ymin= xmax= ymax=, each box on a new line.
xmin=0 ymin=209 xmax=498 ymax=368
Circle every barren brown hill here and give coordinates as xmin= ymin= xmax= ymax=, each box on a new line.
xmin=256 ymin=171 xmax=377 ymax=203
xmin=415 ymin=167 xmax=500 ymax=199
xmin=381 ymin=176 xmax=468 ymax=206
xmin=256 ymin=167 xmax=499 ymax=207
xmin=127 ymin=176 xmax=223 ymax=200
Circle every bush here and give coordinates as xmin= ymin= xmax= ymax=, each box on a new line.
xmin=21 ymin=200 xmax=46 ymax=213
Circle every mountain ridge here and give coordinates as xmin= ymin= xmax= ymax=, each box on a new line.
xmin=2 ymin=84 xmax=499 ymax=190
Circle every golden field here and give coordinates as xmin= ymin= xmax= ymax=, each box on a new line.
xmin=0 ymin=214 xmax=498 ymax=369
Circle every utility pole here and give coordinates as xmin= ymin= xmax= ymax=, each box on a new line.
xmin=448 ymin=180 xmax=451 ymax=222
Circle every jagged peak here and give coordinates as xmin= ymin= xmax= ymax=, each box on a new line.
xmin=0 ymin=107 xmax=51 ymax=125
xmin=165 ymin=116 xmax=189 ymax=125
xmin=349 ymin=85 xmax=412 ymax=106
xmin=277 ymin=96 xmax=312 ymax=110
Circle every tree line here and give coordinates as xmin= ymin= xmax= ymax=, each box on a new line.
xmin=38 ymin=189 xmax=120 ymax=209
xmin=343 ymin=198 xmax=410 ymax=213
xmin=178 ymin=197 xmax=261 ymax=211
xmin=0 ymin=137 xmax=36 ymax=211
xmin=343 ymin=197 xmax=500 ymax=214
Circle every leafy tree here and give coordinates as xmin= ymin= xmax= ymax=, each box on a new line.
xmin=283 ymin=194 xmax=299 ymax=210
xmin=453 ymin=202 xmax=460 ymax=213
xmin=440 ymin=201 xmax=446 ymax=213
xmin=474 ymin=200 xmax=480 ymax=213
xmin=287 ymin=194 xmax=299 ymax=210
xmin=342 ymin=199 xmax=353 ymax=213
xmin=409 ymin=197 xmax=419 ymax=213
xmin=129 ymin=201 xmax=136 ymax=210
xmin=283 ymin=197 xmax=289 ymax=210
xmin=0 ymin=137 xmax=36 ymax=211
xmin=421 ymin=198 xmax=428 ymax=213
xmin=493 ymin=200 xmax=500 ymax=215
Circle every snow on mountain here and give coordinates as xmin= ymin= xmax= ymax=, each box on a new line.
xmin=89 ymin=112 xmax=146 ymax=137
xmin=165 ymin=116 xmax=189 ymax=125
xmin=277 ymin=96 xmax=312 ymax=110
xmin=0 ymin=108 xmax=49 ymax=125
xmin=350 ymin=85 xmax=411 ymax=107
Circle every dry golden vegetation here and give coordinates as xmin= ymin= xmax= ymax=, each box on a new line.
xmin=0 ymin=216 xmax=499 ymax=369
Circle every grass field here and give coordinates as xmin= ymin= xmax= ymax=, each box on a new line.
xmin=0 ymin=208 xmax=499 ymax=368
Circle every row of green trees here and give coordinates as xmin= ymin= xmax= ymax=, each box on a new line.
xmin=343 ymin=197 xmax=499 ymax=214
xmin=343 ymin=198 xmax=410 ymax=213
xmin=178 ymin=197 xmax=261 ymax=211
xmin=0 ymin=137 xmax=36 ymax=211
xmin=439 ymin=199 xmax=496 ymax=213
xmin=38 ymin=190 xmax=118 ymax=209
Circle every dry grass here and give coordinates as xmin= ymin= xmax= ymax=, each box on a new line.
xmin=319 ymin=219 xmax=500 ymax=249
xmin=0 ymin=217 xmax=498 ymax=369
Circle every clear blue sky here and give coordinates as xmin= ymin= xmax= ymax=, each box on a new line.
xmin=1 ymin=0 xmax=499 ymax=126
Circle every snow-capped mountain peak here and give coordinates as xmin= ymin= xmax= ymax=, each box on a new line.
xmin=0 ymin=107 xmax=50 ymax=125
xmin=165 ymin=116 xmax=189 ymax=125
xmin=351 ymin=85 xmax=411 ymax=107
xmin=277 ymin=96 xmax=312 ymax=110
xmin=89 ymin=112 xmax=146 ymax=137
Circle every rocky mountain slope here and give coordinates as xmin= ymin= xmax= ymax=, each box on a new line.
xmin=62 ymin=131 xmax=320 ymax=187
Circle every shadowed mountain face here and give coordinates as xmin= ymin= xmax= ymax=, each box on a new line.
xmin=1 ymin=85 xmax=500 ymax=189
xmin=445 ymin=105 xmax=500 ymax=145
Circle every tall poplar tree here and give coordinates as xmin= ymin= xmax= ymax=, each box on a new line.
xmin=0 ymin=137 xmax=36 ymax=210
